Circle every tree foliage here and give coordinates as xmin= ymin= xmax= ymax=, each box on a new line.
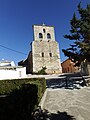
xmin=37 ymin=67 xmax=47 ymax=75
xmin=62 ymin=3 xmax=90 ymax=66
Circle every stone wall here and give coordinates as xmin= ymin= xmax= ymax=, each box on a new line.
xmin=81 ymin=60 xmax=90 ymax=75
xmin=31 ymin=25 xmax=62 ymax=74
xmin=33 ymin=25 xmax=55 ymax=41
xmin=32 ymin=40 xmax=62 ymax=74
xmin=87 ymin=64 xmax=90 ymax=75
xmin=18 ymin=24 xmax=62 ymax=74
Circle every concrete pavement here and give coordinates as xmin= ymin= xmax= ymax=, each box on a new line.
xmin=43 ymin=87 xmax=90 ymax=120
xmin=38 ymin=73 xmax=90 ymax=120
xmin=27 ymin=73 xmax=90 ymax=119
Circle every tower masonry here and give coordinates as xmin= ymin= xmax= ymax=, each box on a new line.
xmin=18 ymin=24 xmax=62 ymax=74
xmin=31 ymin=24 xmax=62 ymax=74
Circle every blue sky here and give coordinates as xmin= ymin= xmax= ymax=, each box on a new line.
xmin=0 ymin=0 xmax=89 ymax=64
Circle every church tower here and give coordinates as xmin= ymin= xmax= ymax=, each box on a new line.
xmin=31 ymin=24 xmax=62 ymax=74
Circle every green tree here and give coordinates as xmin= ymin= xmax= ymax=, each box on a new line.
xmin=62 ymin=3 xmax=90 ymax=66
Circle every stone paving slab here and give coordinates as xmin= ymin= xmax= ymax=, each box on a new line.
xmin=43 ymin=87 xmax=90 ymax=120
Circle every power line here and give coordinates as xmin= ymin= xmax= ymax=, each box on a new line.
xmin=0 ymin=44 xmax=27 ymax=55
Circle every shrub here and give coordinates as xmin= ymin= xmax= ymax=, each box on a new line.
xmin=37 ymin=67 xmax=47 ymax=75
xmin=0 ymin=78 xmax=46 ymax=99
xmin=0 ymin=78 xmax=46 ymax=120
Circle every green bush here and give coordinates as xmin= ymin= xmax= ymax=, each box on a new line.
xmin=0 ymin=78 xmax=46 ymax=102
xmin=0 ymin=78 xmax=46 ymax=120
xmin=37 ymin=67 xmax=47 ymax=75
xmin=0 ymin=84 xmax=38 ymax=120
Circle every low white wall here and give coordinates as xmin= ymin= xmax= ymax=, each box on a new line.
xmin=0 ymin=67 xmax=26 ymax=80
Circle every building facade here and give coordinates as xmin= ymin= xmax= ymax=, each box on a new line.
xmin=0 ymin=60 xmax=26 ymax=80
xmin=19 ymin=24 xmax=62 ymax=74
xmin=61 ymin=59 xmax=79 ymax=73
xmin=0 ymin=60 xmax=15 ymax=66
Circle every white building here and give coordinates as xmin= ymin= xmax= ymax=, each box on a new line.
xmin=0 ymin=60 xmax=26 ymax=80
xmin=0 ymin=60 xmax=15 ymax=66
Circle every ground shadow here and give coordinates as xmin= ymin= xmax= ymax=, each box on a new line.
xmin=59 ymin=72 xmax=81 ymax=77
xmin=46 ymin=72 xmax=87 ymax=89
xmin=33 ymin=108 xmax=76 ymax=120
xmin=0 ymin=84 xmax=38 ymax=120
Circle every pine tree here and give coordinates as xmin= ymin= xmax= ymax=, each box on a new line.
xmin=62 ymin=3 xmax=90 ymax=66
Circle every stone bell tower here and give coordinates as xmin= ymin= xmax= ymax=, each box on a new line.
xmin=30 ymin=24 xmax=62 ymax=74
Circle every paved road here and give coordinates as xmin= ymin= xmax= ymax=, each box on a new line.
xmin=43 ymin=87 xmax=90 ymax=120
xmin=28 ymin=73 xmax=90 ymax=120
xmin=39 ymin=73 xmax=90 ymax=120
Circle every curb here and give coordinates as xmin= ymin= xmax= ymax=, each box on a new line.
xmin=39 ymin=88 xmax=48 ymax=110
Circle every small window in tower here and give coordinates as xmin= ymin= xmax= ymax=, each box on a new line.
xmin=43 ymin=29 xmax=46 ymax=33
xmin=47 ymin=33 xmax=51 ymax=39
xmin=39 ymin=33 xmax=43 ymax=38
xmin=42 ymin=52 xmax=44 ymax=57
xmin=49 ymin=53 xmax=52 ymax=57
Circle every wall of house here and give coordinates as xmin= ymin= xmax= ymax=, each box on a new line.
xmin=0 ymin=61 xmax=15 ymax=66
xmin=61 ymin=59 xmax=79 ymax=73
xmin=27 ymin=51 xmax=33 ymax=73
xmin=0 ymin=67 xmax=26 ymax=80
xmin=81 ymin=60 xmax=90 ymax=75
